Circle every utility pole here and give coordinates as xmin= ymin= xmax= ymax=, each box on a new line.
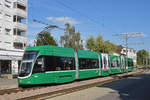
xmin=115 ymin=32 xmax=145 ymax=72
xmin=125 ymin=34 xmax=128 ymax=68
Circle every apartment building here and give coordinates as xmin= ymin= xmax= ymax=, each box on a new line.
xmin=0 ymin=0 xmax=27 ymax=77
xmin=121 ymin=47 xmax=137 ymax=66
xmin=115 ymin=45 xmax=137 ymax=66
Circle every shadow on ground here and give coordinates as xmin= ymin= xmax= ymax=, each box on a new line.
xmin=97 ymin=73 xmax=150 ymax=100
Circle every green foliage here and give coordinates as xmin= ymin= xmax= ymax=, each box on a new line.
xmin=95 ymin=35 xmax=105 ymax=52
xmin=86 ymin=34 xmax=117 ymax=53
xmin=60 ymin=23 xmax=83 ymax=49
xmin=86 ymin=36 xmax=96 ymax=51
xmin=36 ymin=32 xmax=58 ymax=46
xmin=103 ymin=41 xmax=117 ymax=53
xmin=137 ymin=49 xmax=149 ymax=65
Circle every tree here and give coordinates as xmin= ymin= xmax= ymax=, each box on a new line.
xmin=86 ymin=36 xmax=96 ymax=51
xmin=60 ymin=23 xmax=83 ymax=49
xmin=36 ymin=32 xmax=58 ymax=46
xmin=86 ymin=34 xmax=117 ymax=53
xmin=95 ymin=35 xmax=105 ymax=52
xmin=137 ymin=49 xmax=149 ymax=65
xmin=103 ymin=41 xmax=117 ymax=53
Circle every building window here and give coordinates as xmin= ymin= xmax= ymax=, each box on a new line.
xmin=0 ymin=60 xmax=12 ymax=74
xmin=5 ymin=28 xmax=11 ymax=35
xmin=13 ymin=2 xmax=26 ymax=11
xmin=5 ymin=14 xmax=11 ymax=17
xmin=13 ymin=15 xmax=26 ymax=23
xmin=5 ymin=14 xmax=11 ymax=21
xmin=13 ymin=28 xmax=26 ymax=36
xmin=5 ymin=42 xmax=11 ymax=44
xmin=13 ymin=42 xmax=23 ymax=49
xmin=5 ymin=4 xmax=11 ymax=8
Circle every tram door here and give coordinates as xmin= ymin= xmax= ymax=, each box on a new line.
xmin=121 ymin=56 xmax=125 ymax=72
xmin=101 ymin=54 xmax=109 ymax=70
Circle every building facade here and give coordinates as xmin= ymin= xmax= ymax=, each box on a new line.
xmin=0 ymin=0 xmax=27 ymax=76
xmin=115 ymin=45 xmax=137 ymax=66
xmin=121 ymin=47 xmax=137 ymax=66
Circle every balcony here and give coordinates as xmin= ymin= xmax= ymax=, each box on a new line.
xmin=17 ymin=0 xmax=27 ymax=6
xmin=14 ymin=22 xmax=27 ymax=31
xmin=15 ymin=8 xmax=27 ymax=18
xmin=13 ymin=35 xmax=27 ymax=43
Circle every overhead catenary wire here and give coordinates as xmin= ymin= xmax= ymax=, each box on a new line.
xmin=55 ymin=0 xmax=98 ymax=23
xmin=33 ymin=19 xmax=65 ymax=31
xmin=55 ymin=0 xmax=119 ymax=34
xmin=115 ymin=32 xmax=145 ymax=71
xmin=29 ymin=0 xmax=118 ymax=35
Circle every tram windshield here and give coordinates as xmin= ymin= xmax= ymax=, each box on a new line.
xmin=19 ymin=62 xmax=32 ymax=77
xmin=23 ymin=51 xmax=38 ymax=60
xmin=19 ymin=51 xmax=39 ymax=77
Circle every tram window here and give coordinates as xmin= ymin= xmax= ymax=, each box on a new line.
xmin=33 ymin=62 xmax=42 ymax=73
xmin=128 ymin=61 xmax=133 ymax=66
xmin=33 ymin=57 xmax=44 ymax=73
xmin=44 ymin=56 xmax=75 ymax=71
xmin=79 ymin=58 xmax=99 ymax=69
xmin=91 ymin=59 xmax=99 ymax=68
xmin=111 ymin=61 xmax=115 ymax=68
xmin=128 ymin=61 xmax=130 ymax=66
xmin=79 ymin=59 xmax=86 ymax=69
xmin=56 ymin=57 xmax=75 ymax=70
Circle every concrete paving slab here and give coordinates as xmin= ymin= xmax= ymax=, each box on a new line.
xmin=0 ymin=78 xmax=18 ymax=90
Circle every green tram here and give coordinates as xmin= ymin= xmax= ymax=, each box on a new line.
xmin=18 ymin=45 xmax=134 ymax=85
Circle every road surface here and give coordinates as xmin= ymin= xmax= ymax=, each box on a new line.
xmin=47 ymin=71 xmax=150 ymax=100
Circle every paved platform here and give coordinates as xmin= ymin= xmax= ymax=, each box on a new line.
xmin=0 ymin=78 xmax=18 ymax=90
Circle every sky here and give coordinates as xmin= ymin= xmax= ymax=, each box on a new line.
xmin=28 ymin=0 xmax=150 ymax=52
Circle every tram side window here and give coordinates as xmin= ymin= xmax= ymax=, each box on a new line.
xmin=91 ymin=59 xmax=99 ymax=69
xmin=110 ymin=60 xmax=116 ymax=68
xmin=79 ymin=58 xmax=99 ymax=69
xmin=33 ymin=57 xmax=44 ymax=73
xmin=56 ymin=57 xmax=75 ymax=70
xmin=44 ymin=56 xmax=75 ymax=71
xmin=128 ymin=61 xmax=133 ymax=66
xmin=44 ymin=56 xmax=56 ymax=71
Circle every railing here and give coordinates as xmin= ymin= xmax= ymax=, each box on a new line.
xmin=14 ymin=22 xmax=27 ymax=30
xmin=13 ymin=35 xmax=27 ymax=43
xmin=15 ymin=8 xmax=27 ymax=18
xmin=17 ymin=0 xmax=27 ymax=6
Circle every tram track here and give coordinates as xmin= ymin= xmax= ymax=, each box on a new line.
xmin=22 ymin=78 xmax=120 ymax=100
xmin=19 ymin=70 xmax=144 ymax=100
xmin=0 ymin=70 xmax=144 ymax=100
xmin=0 ymin=85 xmax=50 ymax=96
